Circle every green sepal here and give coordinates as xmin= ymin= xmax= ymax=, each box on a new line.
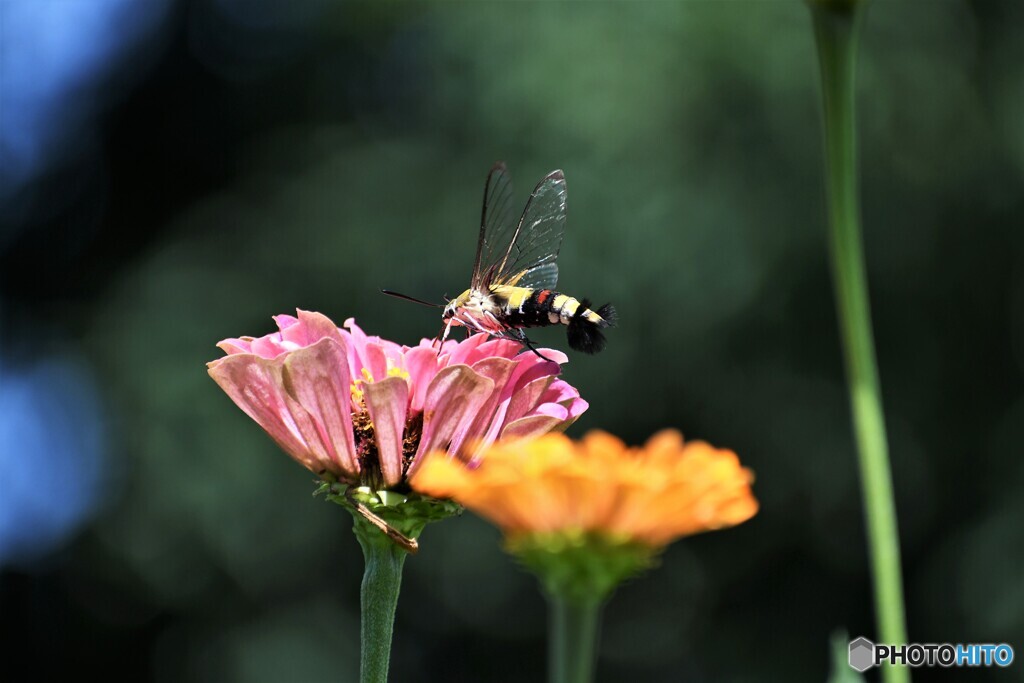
xmin=507 ymin=531 xmax=657 ymax=604
xmin=318 ymin=482 xmax=462 ymax=546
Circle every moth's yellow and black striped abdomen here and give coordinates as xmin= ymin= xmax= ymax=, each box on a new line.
xmin=492 ymin=285 xmax=616 ymax=354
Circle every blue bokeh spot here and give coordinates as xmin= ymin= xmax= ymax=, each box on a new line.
xmin=0 ymin=356 xmax=107 ymax=566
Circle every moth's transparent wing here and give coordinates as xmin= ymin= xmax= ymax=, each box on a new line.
xmin=489 ymin=170 xmax=567 ymax=289
xmin=471 ymin=162 xmax=517 ymax=289
xmin=508 ymin=262 xmax=559 ymax=291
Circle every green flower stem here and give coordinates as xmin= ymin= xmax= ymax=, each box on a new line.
xmin=353 ymin=515 xmax=408 ymax=683
xmin=510 ymin=533 xmax=653 ymax=683
xmin=549 ymin=594 xmax=602 ymax=683
xmin=323 ymin=485 xmax=460 ymax=683
xmin=809 ymin=3 xmax=909 ymax=681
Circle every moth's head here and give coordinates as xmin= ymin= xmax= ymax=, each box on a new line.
xmin=442 ymin=289 xmax=474 ymax=321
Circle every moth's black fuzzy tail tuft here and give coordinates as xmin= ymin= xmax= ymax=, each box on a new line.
xmin=567 ymin=299 xmax=615 ymax=354
xmin=596 ymin=303 xmax=617 ymax=328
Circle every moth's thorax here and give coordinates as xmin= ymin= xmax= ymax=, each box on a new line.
xmin=443 ymin=288 xmax=504 ymax=332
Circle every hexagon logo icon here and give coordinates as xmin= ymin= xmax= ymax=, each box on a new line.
xmin=849 ymin=637 xmax=875 ymax=672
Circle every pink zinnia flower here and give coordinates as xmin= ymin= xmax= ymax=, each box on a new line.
xmin=207 ymin=310 xmax=588 ymax=489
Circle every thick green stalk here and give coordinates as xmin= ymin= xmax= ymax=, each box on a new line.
xmin=549 ymin=594 xmax=602 ymax=683
xmin=353 ymin=516 xmax=408 ymax=683
xmin=809 ymin=3 xmax=909 ymax=681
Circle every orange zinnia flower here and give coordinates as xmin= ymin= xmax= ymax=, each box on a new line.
xmin=414 ymin=429 xmax=757 ymax=603
xmin=413 ymin=429 xmax=758 ymax=548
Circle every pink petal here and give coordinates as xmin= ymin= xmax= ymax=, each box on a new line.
xmin=428 ymin=338 xmax=459 ymax=355
xmin=443 ymin=332 xmax=490 ymax=366
xmin=363 ymin=376 xmax=410 ymax=488
xmin=464 ymin=400 xmax=510 ymax=468
xmin=539 ymin=378 xmax=580 ymax=406
xmin=280 ymin=338 xmax=359 ymax=476
xmin=208 ymin=355 xmax=320 ymax=472
xmin=250 ymin=334 xmax=287 ymax=358
xmin=342 ymin=319 xmax=369 ymax=378
xmin=217 ymin=338 xmax=254 ymax=355
xmin=561 ymin=396 xmax=589 ymax=422
xmin=524 ymin=346 xmax=568 ymax=365
xmin=407 ymin=365 xmax=494 ymax=476
xmin=473 ymin=337 xmax=521 ymax=361
xmin=532 ymin=402 xmax=569 ymax=420
xmin=343 ymin=318 xmax=374 ymax=352
xmin=381 ymin=342 xmax=406 ymax=370
xmin=296 ymin=310 xmax=346 ymax=345
xmin=504 ymin=375 xmax=555 ymax=425
xmin=273 ymin=314 xmax=300 ymax=331
xmin=500 ymin=414 xmax=567 ymax=441
xmin=448 ymin=357 xmax=517 ymax=457
xmin=362 ymin=342 xmax=388 ymax=382
xmin=276 ymin=315 xmax=308 ymax=346
xmin=404 ymin=346 xmax=439 ymax=412
xmin=342 ymin=319 xmax=389 ymax=381
xmin=343 ymin=318 xmax=366 ymax=339
xmin=506 ymin=354 xmax=564 ymax=396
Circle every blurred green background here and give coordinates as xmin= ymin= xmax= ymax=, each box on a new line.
xmin=2 ymin=1 xmax=1022 ymax=681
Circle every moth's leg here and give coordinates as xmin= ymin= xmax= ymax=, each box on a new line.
xmin=523 ymin=338 xmax=556 ymax=363
xmin=507 ymin=328 xmax=556 ymax=363
xmin=477 ymin=316 xmax=503 ymax=337
xmin=482 ymin=310 xmax=505 ymax=334
xmin=437 ymin=319 xmax=456 ymax=357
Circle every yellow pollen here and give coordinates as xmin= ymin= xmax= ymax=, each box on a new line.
xmin=387 ymin=366 xmax=410 ymax=381
xmin=349 ymin=368 xmax=373 ymax=403
xmin=350 ymin=365 xmax=410 ymax=403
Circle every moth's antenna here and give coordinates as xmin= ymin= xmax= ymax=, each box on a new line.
xmin=380 ymin=289 xmax=444 ymax=308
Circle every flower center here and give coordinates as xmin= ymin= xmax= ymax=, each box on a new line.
xmin=347 ymin=362 xmax=418 ymax=490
